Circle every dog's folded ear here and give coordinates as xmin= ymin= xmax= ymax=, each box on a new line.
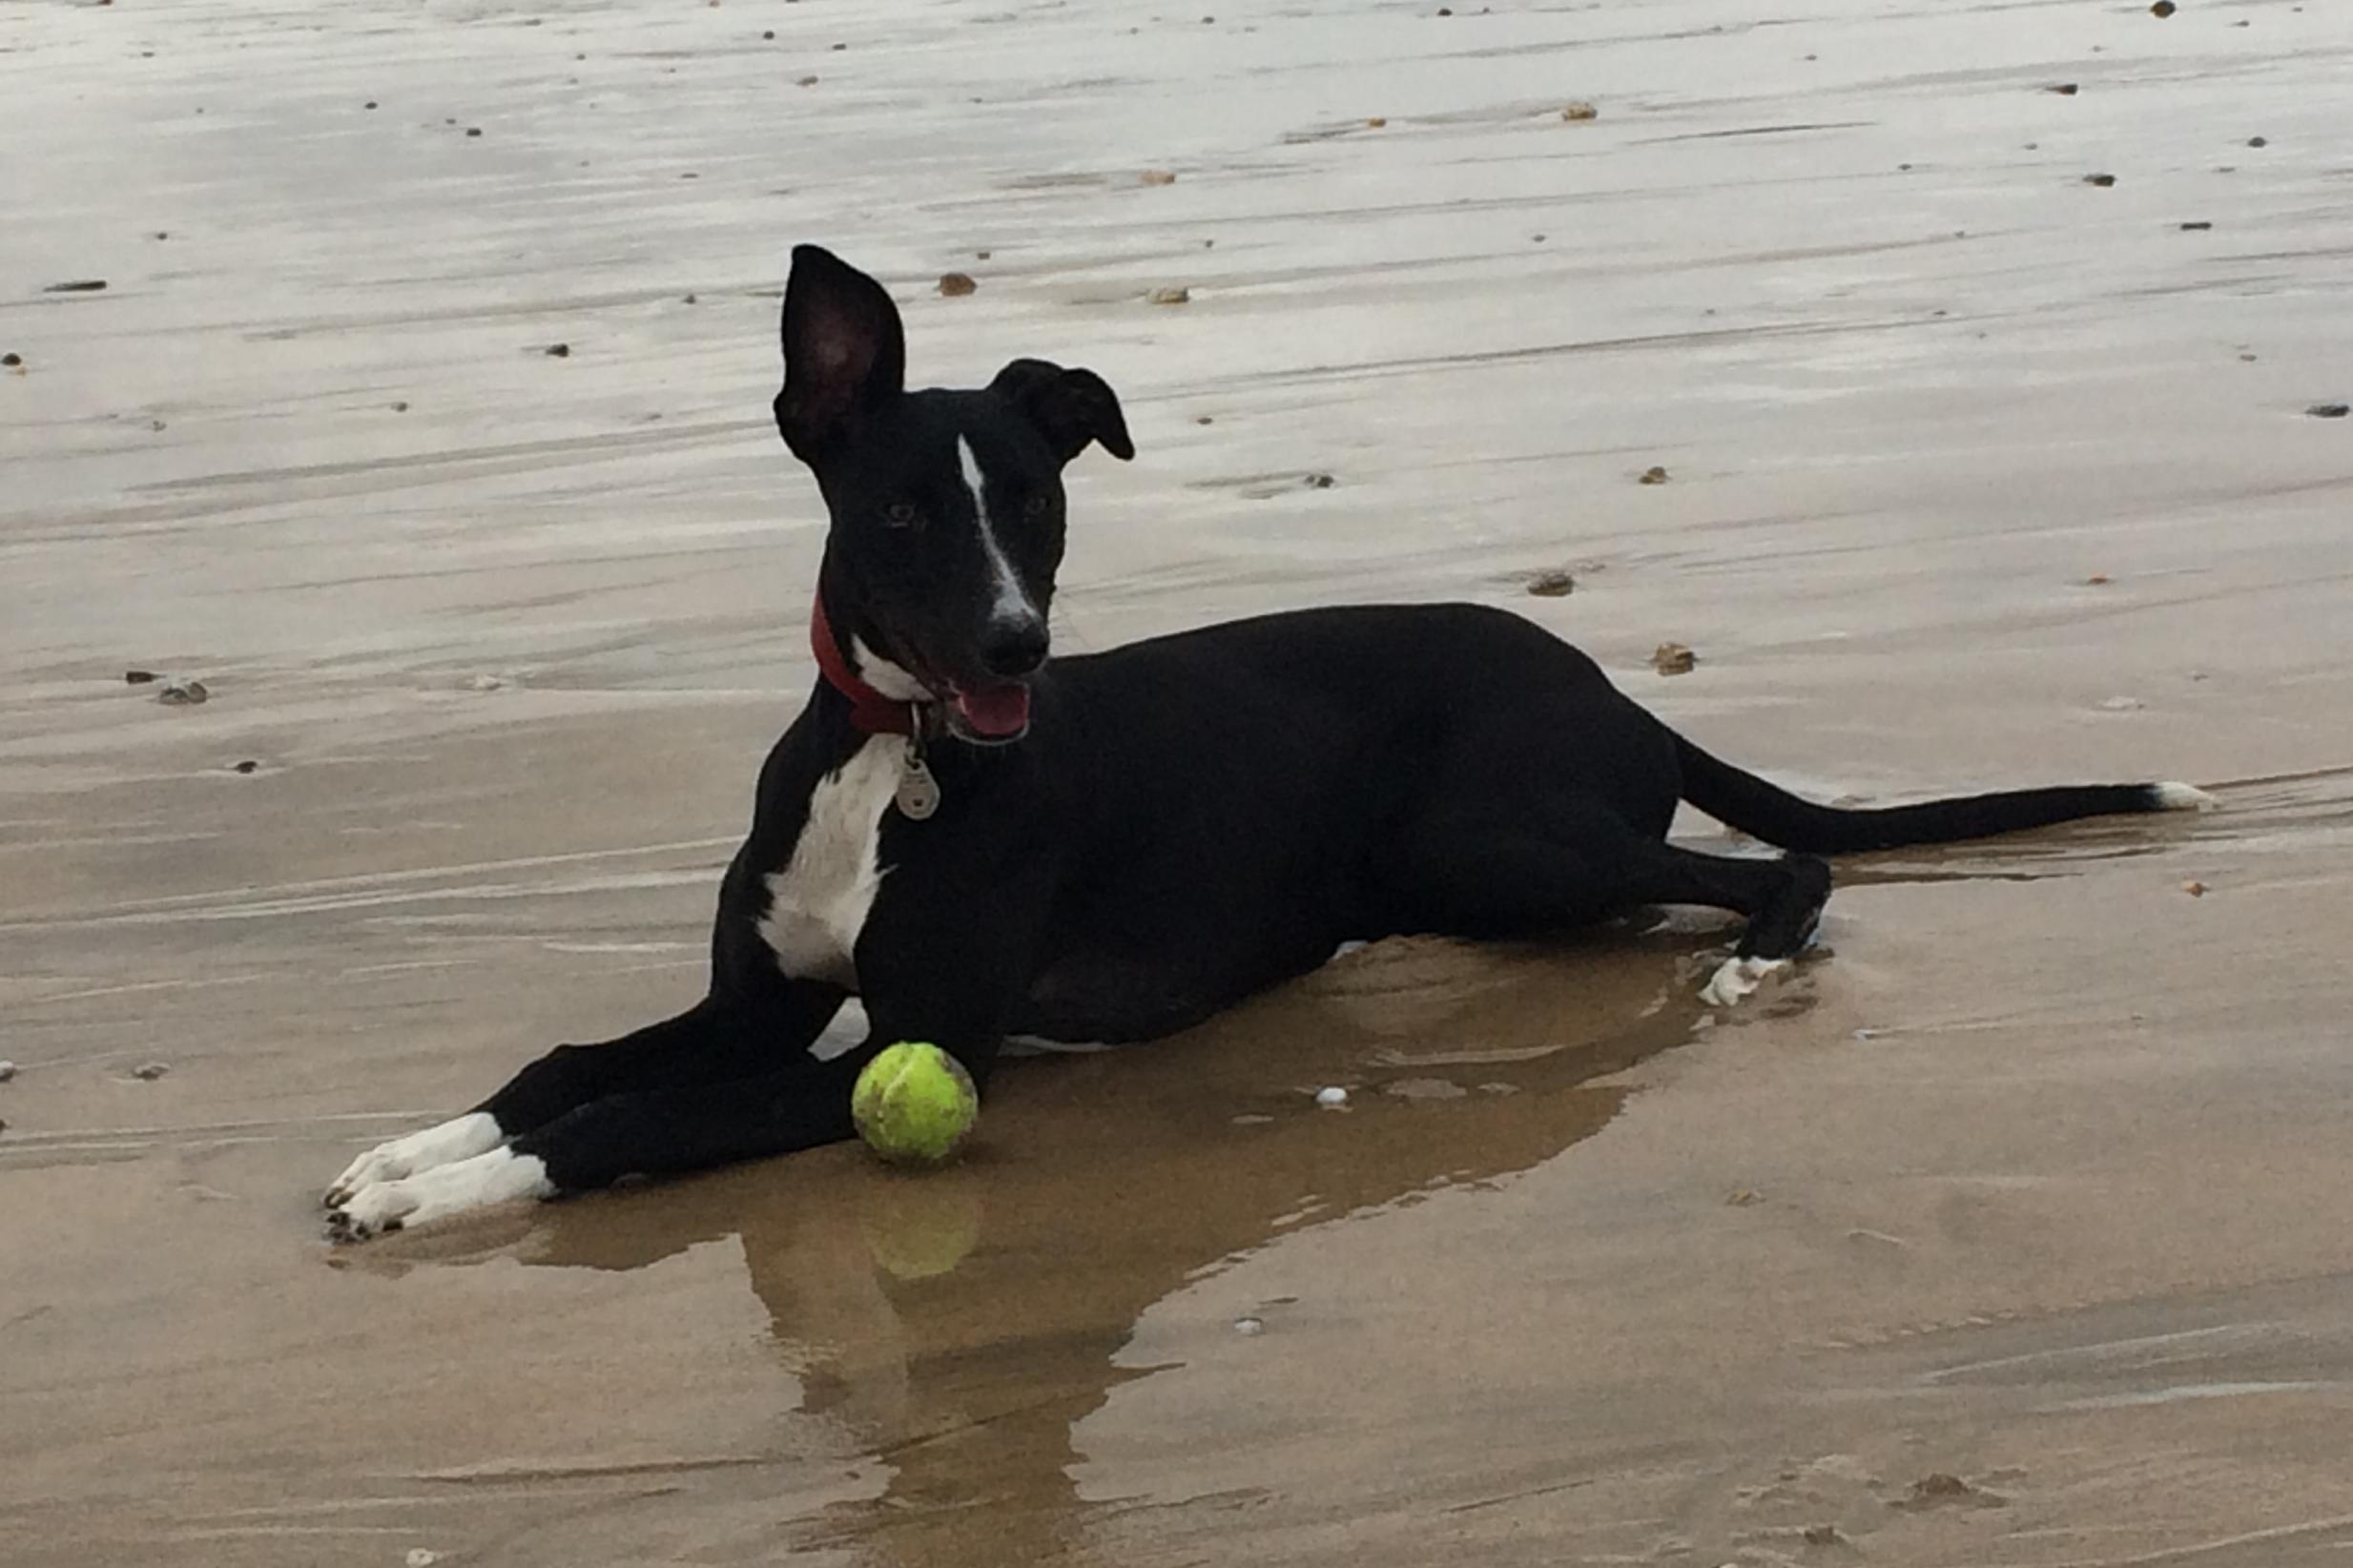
xmin=989 ymin=359 xmax=1136 ymax=464
xmin=775 ymin=245 xmax=907 ymax=461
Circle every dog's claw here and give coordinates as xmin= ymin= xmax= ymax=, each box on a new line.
xmin=325 ymin=1174 xmax=420 ymax=1242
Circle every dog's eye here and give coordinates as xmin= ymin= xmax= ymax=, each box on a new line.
xmin=1022 ymin=493 xmax=1053 ymax=519
xmin=881 ymin=501 xmax=920 ymax=529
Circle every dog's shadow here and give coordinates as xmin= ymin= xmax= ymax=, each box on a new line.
xmin=379 ymin=932 xmax=1739 ymax=1564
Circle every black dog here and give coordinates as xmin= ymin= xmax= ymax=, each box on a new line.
xmin=324 ymin=245 xmax=2211 ymax=1237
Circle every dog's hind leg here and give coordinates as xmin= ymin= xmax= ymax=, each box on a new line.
xmin=1382 ymin=795 xmax=1832 ymax=1006
xmin=1628 ymin=845 xmax=1832 ymax=1005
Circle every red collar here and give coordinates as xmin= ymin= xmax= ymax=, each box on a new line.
xmin=811 ymin=598 xmax=918 ymax=735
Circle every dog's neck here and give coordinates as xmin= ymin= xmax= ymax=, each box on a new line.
xmin=809 ymin=596 xmax=924 ymax=736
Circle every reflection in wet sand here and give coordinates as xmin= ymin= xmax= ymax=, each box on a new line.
xmin=460 ymin=936 xmax=1712 ymax=1565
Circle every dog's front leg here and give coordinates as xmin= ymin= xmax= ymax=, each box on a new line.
xmin=327 ymin=1047 xmax=867 ymax=1242
xmin=324 ymin=984 xmax=844 ymax=1240
xmin=844 ymin=869 xmax=1054 ymax=1104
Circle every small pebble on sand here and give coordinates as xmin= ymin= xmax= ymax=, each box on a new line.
xmin=1233 ymin=1316 xmax=1265 ymax=1334
xmin=124 ymin=669 xmax=157 ymax=684
xmin=232 ymin=759 xmax=259 ymax=774
xmin=1315 ymin=1085 xmax=1349 ymax=1108
xmin=0 ymin=1062 xmax=17 ymax=1083
xmin=938 ymin=272 xmax=977 ymax=298
xmin=158 ymin=678 xmax=209 ymax=705
xmin=1140 ymin=169 xmax=1177 ymax=185
xmin=2182 ymin=880 xmax=2208 ymax=897
xmin=1652 ymin=643 xmax=1697 ymax=675
xmin=544 ymin=342 xmax=570 ymax=357
xmin=43 ymin=279 xmax=108 ymax=294
xmin=2045 ymin=82 xmax=2079 ymax=94
xmin=1639 ymin=464 xmax=1668 ymax=485
xmin=2179 ymin=220 xmax=2213 ymax=231
xmin=2083 ymin=173 xmax=2116 ymax=187
xmin=1897 ymin=1472 xmax=2006 ymax=1510
xmin=2306 ymin=402 xmax=2350 ymax=419
xmin=2247 ymin=135 xmax=2269 ymax=148
xmin=1561 ymin=101 xmax=1599 ymax=121
xmin=1525 ymin=570 xmax=1576 ymax=597
xmin=2150 ymin=0 xmax=2175 ymax=14
xmin=1146 ymin=286 xmax=1191 ymax=305
xmin=132 ymin=1062 xmax=171 ymax=1081
xmin=2 ymin=353 xmax=22 ymax=368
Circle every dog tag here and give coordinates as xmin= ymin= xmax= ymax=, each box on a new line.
xmin=895 ymin=747 xmax=940 ymax=821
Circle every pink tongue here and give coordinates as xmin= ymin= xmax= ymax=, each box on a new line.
xmin=952 ymin=682 xmax=1032 ymax=738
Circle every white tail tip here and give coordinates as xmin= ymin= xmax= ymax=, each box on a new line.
xmin=2151 ymin=782 xmax=2219 ymax=813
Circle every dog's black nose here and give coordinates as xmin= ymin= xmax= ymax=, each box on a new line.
xmin=979 ymin=616 xmax=1049 ymax=679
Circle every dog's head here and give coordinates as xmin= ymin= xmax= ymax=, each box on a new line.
xmin=774 ymin=245 xmax=1133 ymax=745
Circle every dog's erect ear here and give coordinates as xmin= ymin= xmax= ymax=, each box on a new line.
xmin=774 ymin=245 xmax=907 ymax=460
xmin=988 ymin=359 xmax=1135 ymax=464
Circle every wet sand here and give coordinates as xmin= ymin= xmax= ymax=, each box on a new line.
xmin=7 ymin=0 xmax=2353 ymax=1562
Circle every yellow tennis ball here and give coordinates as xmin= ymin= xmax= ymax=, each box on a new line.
xmin=851 ymin=1042 xmax=979 ymax=1166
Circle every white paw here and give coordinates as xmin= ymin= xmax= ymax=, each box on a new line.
xmin=1701 ymin=955 xmax=1790 ymax=1008
xmin=326 ymin=1146 xmax=552 ymax=1243
xmin=327 ymin=1175 xmax=424 ymax=1241
xmin=324 ymin=1112 xmax=505 ymax=1207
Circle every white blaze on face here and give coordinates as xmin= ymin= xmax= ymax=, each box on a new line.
xmin=959 ymin=434 xmax=1035 ymax=626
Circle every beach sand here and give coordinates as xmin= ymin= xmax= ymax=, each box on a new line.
xmin=5 ymin=0 xmax=2353 ymax=1562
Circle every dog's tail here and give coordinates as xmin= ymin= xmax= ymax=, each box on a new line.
xmin=1672 ymin=735 xmax=2214 ymax=854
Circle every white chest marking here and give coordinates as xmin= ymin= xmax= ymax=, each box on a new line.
xmin=960 ymin=435 xmax=1036 ymax=624
xmin=758 ymin=734 xmax=901 ymax=987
